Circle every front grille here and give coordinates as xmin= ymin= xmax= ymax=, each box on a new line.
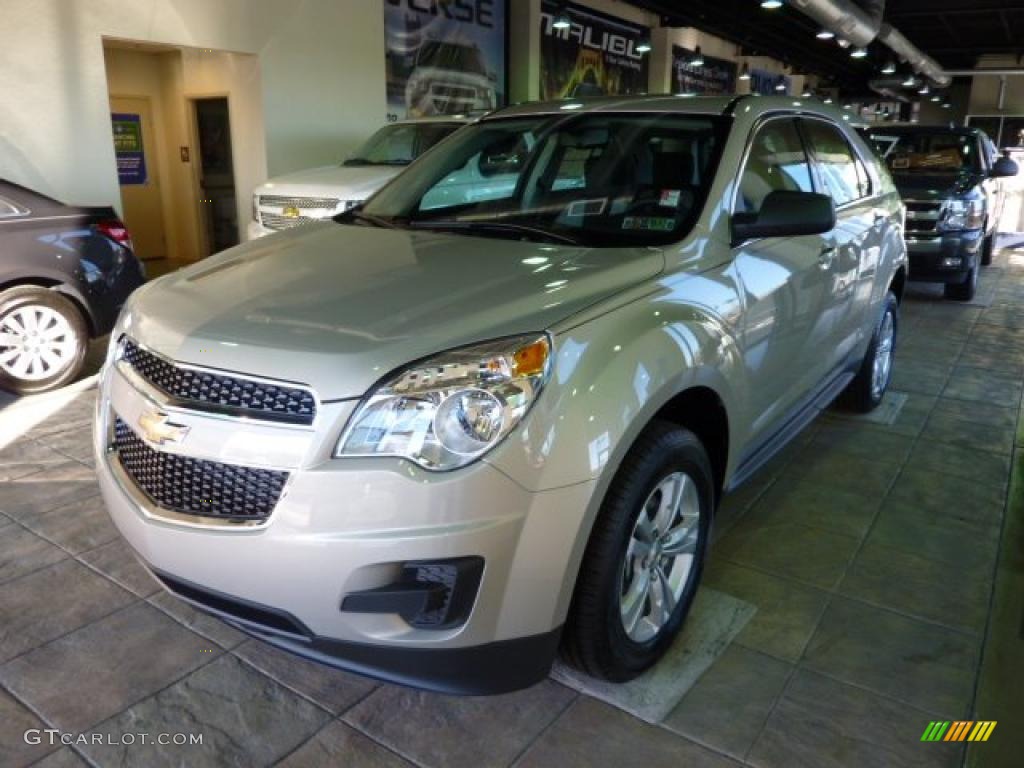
xmin=905 ymin=200 xmax=941 ymax=235
xmin=114 ymin=417 xmax=288 ymax=521
xmin=259 ymin=195 xmax=339 ymax=210
xmin=260 ymin=212 xmax=318 ymax=231
xmin=120 ymin=338 xmax=316 ymax=425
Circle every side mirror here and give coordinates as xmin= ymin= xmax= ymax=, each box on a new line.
xmin=992 ymin=157 xmax=1019 ymax=178
xmin=731 ymin=190 xmax=836 ymax=246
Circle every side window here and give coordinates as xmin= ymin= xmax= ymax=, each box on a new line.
xmin=735 ymin=119 xmax=813 ymax=215
xmin=803 ymin=120 xmax=867 ymax=206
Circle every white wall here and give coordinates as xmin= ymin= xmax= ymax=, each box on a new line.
xmin=0 ymin=0 xmax=386 ymax=248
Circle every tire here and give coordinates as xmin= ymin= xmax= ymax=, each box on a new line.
xmin=980 ymin=232 xmax=995 ymax=266
xmin=841 ymin=291 xmax=899 ymax=413
xmin=944 ymin=264 xmax=977 ymax=301
xmin=0 ymin=286 xmax=89 ymax=395
xmin=561 ymin=421 xmax=713 ymax=682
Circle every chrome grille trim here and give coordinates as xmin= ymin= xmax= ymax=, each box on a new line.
xmin=259 ymin=195 xmax=340 ymax=210
xmin=118 ymin=337 xmax=317 ymax=426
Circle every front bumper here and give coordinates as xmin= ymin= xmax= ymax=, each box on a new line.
xmin=93 ymin=360 xmax=595 ymax=693
xmin=246 ymin=221 xmax=273 ymax=241
xmin=906 ymin=229 xmax=983 ymax=283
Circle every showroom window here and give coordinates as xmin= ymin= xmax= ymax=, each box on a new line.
xmin=803 ymin=119 xmax=869 ymax=206
xmin=735 ymin=118 xmax=814 ymax=215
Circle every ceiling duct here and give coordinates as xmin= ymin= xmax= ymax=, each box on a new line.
xmin=876 ymin=23 xmax=952 ymax=87
xmin=787 ymin=0 xmax=951 ymax=88
xmin=867 ymin=76 xmax=911 ymax=102
xmin=788 ymin=0 xmax=880 ymax=48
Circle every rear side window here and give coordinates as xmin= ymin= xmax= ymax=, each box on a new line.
xmin=803 ymin=120 xmax=870 ymax=205
xmin=735 ymin=118 xmax=814 ymax=215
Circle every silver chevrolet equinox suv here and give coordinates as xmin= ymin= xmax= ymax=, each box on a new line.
xmin=95 ymin=95 xmax=907 ymax=694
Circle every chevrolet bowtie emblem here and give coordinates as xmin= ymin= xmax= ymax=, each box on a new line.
xmin=138 ymin=408 xmax=190 ymax=446
xmin=282 ymin=205 xmax=301 ymax=219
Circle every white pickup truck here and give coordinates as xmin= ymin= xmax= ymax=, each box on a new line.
xmin=247 ymin=117 xmax=469 ymax=240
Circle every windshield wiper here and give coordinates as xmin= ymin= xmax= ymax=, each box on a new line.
xmin=334 ymin=209 xmax=400 ymax=229
xmin=407 ymin=219 xmax=581 ymax=246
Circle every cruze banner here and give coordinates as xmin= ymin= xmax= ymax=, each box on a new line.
xmin=671 ymin=46 xmax=737 ymax=95
xmin=383 ymin=0 xmax=507 ymax=121
xmin=749 ymin=68 xmax=791 ymax=96
xmin=540 ymin=0 xmax=650 ymax=100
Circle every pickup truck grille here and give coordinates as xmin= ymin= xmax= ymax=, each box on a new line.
xmin=257 ymin=195 xmax=340 ymax=231
xmin=113 ymin=417 xmax=288 ymax=522
xmin=120 ymin=338 xmax=316 ymax=425
xmin=904 ymin=200 xmax=941 ymax=236
xmin=260 ymin=212 xmax=318 ymax=230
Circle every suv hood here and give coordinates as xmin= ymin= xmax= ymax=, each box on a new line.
xmin=126 ymin=223 xmax=664 ymax=400
xmin=890 ymin=171 xmax=984 ymax=201
xmin=256 ymin=165 xmax=405 ymax=202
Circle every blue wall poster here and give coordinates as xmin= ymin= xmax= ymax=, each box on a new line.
xmin=749 ymin=69 xmax=791 ymax=96
xmin=111 ymin=112 xmax=148 ymax=185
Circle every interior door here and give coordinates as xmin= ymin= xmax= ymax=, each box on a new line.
xmin=730 ymin=117 xmax=835 ymax=443
xmin=193 ymin=97 xmax=238 ymax=256
xmin=109 ymin=96 xmax=167 ymax=261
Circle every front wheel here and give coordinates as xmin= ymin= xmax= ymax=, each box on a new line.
xmin=561 ymin=421 xmax=713 ymax=682
xmin=841 ymin=291 xmax=899 ymax=412
xmin=981 ymin=232 xmax=994 ymax=266
xmin=944 ymin=264 xmax=978 ymax=301
xmin=0 ymin=286 xmax=89 ymax=395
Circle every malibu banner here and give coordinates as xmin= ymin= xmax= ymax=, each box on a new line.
xmin=383 ymin=0 xmax=507 ymax=120
xmin=671 ymin=46 xmax=737 ymax=95
xmin=539 ymin=0 xmax=650 ymax=100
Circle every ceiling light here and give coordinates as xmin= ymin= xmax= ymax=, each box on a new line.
xmin=823 ymin=96 xmax=834 ymax=104
xmin=761 ymin=0 xmax=783 ymax=8
xmin=836 ymin=38 xmax=851 ymax=49
xmin=689 ymin=46 xmax=705 ymax=67
xmin=802 ymin=88 xmax=813 ymax=97
xmin=943 ymin=101 xmax=952 ymax=109
xmin=552 ymin=9 xmax=571 ymax=29
xmin=739 ymin=62 xmax=751 ymax=81
xmin=850 ymin=47 xmax=868 ymax=59
xmin=775 ymin=81 xmax=787 ymax=92
xmin=881 ymin=60 xmax=896 ymax=75
xmin=918 ymin=84 xmax=930 ymax=95
xmin=931 ymin=94 xmax=942 ymax=102
xmin=816 ymin=29 xmax=835 ymax=40
xmin=902 ymin=75 xmax=917 ymax=87
xmin=636 ymin=38 xmax=652 ymax=54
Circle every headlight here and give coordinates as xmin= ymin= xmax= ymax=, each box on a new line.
xmin=939 ymin=198 xmax=985 ymax=231
xmin=336 ymin=334 xmax=551 ymax=470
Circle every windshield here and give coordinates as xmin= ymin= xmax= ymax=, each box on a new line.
xmin=416 ymin=42 xmax=487 ymax=75
xmin=866 ymin=131 xmax=982 ymax=175
xmin=356 ymin=113 xmax=728 ymax=247
xmin=344 ymin=122 xmax=462 ymax=166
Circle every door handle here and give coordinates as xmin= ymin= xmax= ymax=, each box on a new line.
xmin=818 ymin=246 xmax=837 ymax=269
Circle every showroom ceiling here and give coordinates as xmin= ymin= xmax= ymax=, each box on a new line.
xmin=634 ymin=0 xmax=1024 ymax=94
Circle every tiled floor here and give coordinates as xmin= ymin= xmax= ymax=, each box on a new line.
xmin=2 ymin=246 xmax=1023 ymax=767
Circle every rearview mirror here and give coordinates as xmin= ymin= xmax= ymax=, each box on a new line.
xmin=732 ymin=190 xmax=836 ymax=246
xmin=992 ymin=156 xmax=1019 ymax=178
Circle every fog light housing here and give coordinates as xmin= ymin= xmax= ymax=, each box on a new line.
xmin=341 ymin=557 xmax=484 ymax=629
xmin=941 ymin=256 xmax=963 ymax=268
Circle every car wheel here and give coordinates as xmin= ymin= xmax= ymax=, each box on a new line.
xmin=0 ymin=286 xmax=89 ymax=395
xmin=561 ymin=421 xmax=713 ymax=682
xmin=981 ymin=231 xmax=995 ymax=266
xmin=841 ymin=291 xmax=899 ymax=413
xmin=944 ymin=264 xmax=978 ymax=301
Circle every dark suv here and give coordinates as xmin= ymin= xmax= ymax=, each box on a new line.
xmin=0 ymin=180 xmax=145 ymax=394
xmin=863 ymin=125 xmax=1017 ymax=300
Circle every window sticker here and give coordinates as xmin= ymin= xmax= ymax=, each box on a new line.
xmin=622 ymin=217 xmax=676 ymax=232
xmin=566 ymin=198 xmax=607 ymax=217
xmin=659 ymin=189 xmax=681 ymax=207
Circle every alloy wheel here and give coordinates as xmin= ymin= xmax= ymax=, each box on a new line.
xmin=0 ymin=304 xmax=79 ymax=382
xmin=619 ymin=471 xmax=701 ymax=643
xmin=870 ymin=310 xmax=895 ymax=400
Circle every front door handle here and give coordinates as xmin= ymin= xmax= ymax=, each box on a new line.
xmin=818 ymin=246 xmax=837 ymax=270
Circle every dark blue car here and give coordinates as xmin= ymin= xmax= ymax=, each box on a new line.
xmin=0 ymin=180 xmax=145 ymax=393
